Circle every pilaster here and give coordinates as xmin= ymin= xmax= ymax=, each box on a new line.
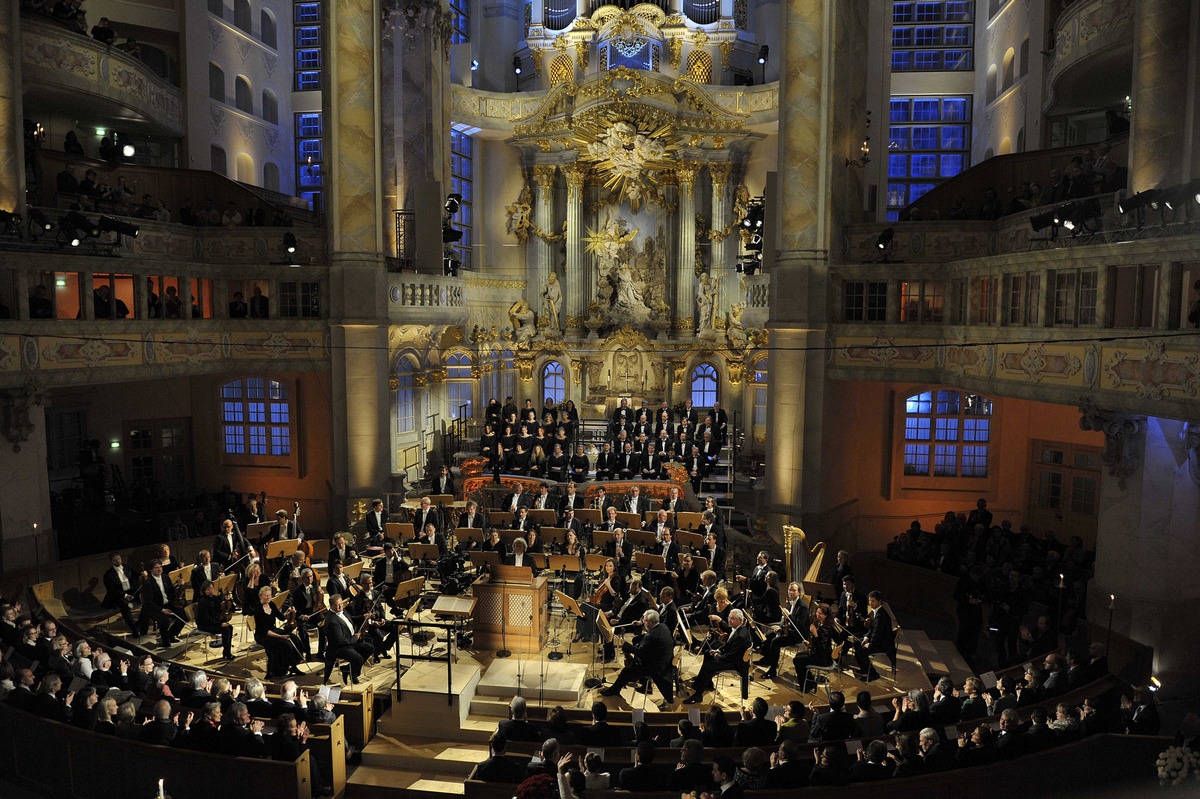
xmin=0 ymin=384 xmax=53 ymax=572
xmin=709 ymin=161 xmax=737 ymax=327
xmin=0 ymin=0 xmax=24 ymax=213
xmin=530 ymin=164 xmax=558 ymax=313
xmin=563 ymin=163 xmax=588 ymax=336
xmin=674 ymin=163 xmax=700 ymax=335
xmin=1129 ymin=0 xmax=1195 ymax=192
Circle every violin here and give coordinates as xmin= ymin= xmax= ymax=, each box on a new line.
xmin=219 ymin=586 xmax=236 ymax=625
xmin=294 ymin=502 xmax=313 ymax=567
xmin=590 ymin=575 xmax=614 ymax=606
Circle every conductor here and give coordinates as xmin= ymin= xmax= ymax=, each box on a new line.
xmin=600 ymin=609 xmax=675 ymax=703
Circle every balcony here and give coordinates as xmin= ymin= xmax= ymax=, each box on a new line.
xmin=1043 ymin=0 xmax=1134 ymax=115
xmin=388 ymin=273 xmax=467 ymax=324
xmin=21 ymin=17 xmax=184 ymax=136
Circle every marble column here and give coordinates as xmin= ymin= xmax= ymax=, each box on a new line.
xmin=563 ymin=163 xmax=588 ymax=336
xmin=530 ymin=164 xmax=558 ymax=315
xmin=1129 ymin=0 xmax=1195 ymax=193
xmin=381 ymin=0 xmax=453 ymax=265
xmin=708 ymin=161 xmax=738 ymax=331
xmin=329 ymin=0 xmax=389 ymax=514
xmin=674 ymin=163 xmax=700 ymax=335
xmin=1087 ymin=413 xmax=1200 ymax=701
xmin=0 ymin=0 xmax=25 ymax=213
xmin=764 ymin=0 xmax=866 ymax=534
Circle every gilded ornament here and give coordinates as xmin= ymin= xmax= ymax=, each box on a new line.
xmin=718 ymin=41 xmax=733 ymax=69
xmin=667 ymin=37 xmax=683 ymax=70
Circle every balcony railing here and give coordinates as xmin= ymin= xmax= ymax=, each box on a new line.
xmin=21 ymin=17 xmax=184 ymax=135
xmin=1043 ymin=0 xmax=1136 ymax=112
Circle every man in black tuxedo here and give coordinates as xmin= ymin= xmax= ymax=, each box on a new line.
xmin=322 ymin=593 xmax=374 ymax=683
xmin=856 ymin=591 xmax=896 ymax=681
xmin=504 ymin=486 xmax=529 ymax=514
xmin=594 ymin=442 xmax=617 ymax=481
xmin=102 ymin=552 xmax=141 ymax=636
xmin=506 ymin=539 xmax=536 ymax=573
xmin=684 ymin=608 xmax=752 ymax=703
xmin=617 ymin=442 xmax=640 ymax=480
xmin=654 ymin=528 xmax=680 ymax=571
xmin=699 ymin=430 xmax=720 ymax=474
xmin=530 ymin=485 xmax=554 ymax=511
xmin=580 ymin=701 xmax=621 ymax=746
xmin=701 ymin=531 xmax=725 ymax=575
xmin=601 ymin=609 xmax=675 ymax=702
xmin=140 ymin=560 xmax=185 ymax=646
xmin=757 ymin=581 xmax=808 ymax=679
xmin=809 ymin=691 xmax=860 ymax=742
xmin=412 ymin=522 xmax=448 ymax=556
xmin=510 ymin=506 xmax=534 ymax=534
xmin=364 ymin=499 xmax=387 ymax=543
xmin=765 ymin=739 xmax=810 ymax=789
xmin=668 ymin=739 xmax=712 ymax=792
xmin=497 ymin=696 xmax=541 ymax=742
xmin=604 ymin=527 xmax=633 ymax=573
xmin=685 ymin=445 xmax=705 ymax=493
xmin=558 ymin=482 xmax=583 ymax=515
xmin=411 ymin=496 xmax=441 ymax=534
xmin=661 ymin=485 xmax=688 ymax=515
xmin=641 ymin=449 xmax=664 ymax=480
xmin=264 ymin=508 xmax=303 ymax=547
xmin=430 ymin=465 xmax=454 ymax=496
xmin=458 ymin=500 xmax=487 ymax=532
xmin=561 ymin=508 xmax=585 ymax=542
xmin=213 ymin=518 xmax=252 ymax=573
xmin=624 ymin=484 xmax=647 ymax=515
xmin=711 ymin=401 xmax=729 ymax=445
xmin=191 ymin=549 xmax=221 ymax=598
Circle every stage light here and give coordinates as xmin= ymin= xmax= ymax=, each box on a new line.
xmin=757 ymin=45 xmax=769 ymax=65
xmin=98 ymin=216 xmax=139 ymax=237
xmin=513 ymin=56 xmax=522 ymax=75
xmin=876 ymin=228 xmax=894 ymax=250
xmin=0 ymin=210 xmax=21 ymax=236
xmin=122 ymin=144 xmax=136 ymax=158
xmin=283 ymin=232 xmax=297 ymax=253
xmin=1029 ymin=209 xmax=1059 ymax=232
xmin=1117 ymin=189 xmax=1160 ymax=215
xmin=60 ymin=211 xmax=97 ymax=246
xmin=471 ymin=59 xmax=479 ymax=72
xmin=445 ymin=193 xmax=462 ymax=215
xmin=29 ymin=208 xmax=53 ymax=232
xmin=1060 ymin=198 xmax=1102 ymax=232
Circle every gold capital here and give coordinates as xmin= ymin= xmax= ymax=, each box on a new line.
xmin=676 ymin=162 xmax=701 ymax=190
xmin=708 ymin=161 xmax=732 ymax=189
xmin=533 ymin=164 xmax=558 ymax=194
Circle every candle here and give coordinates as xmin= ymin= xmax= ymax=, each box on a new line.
xmin=158 ymin=779 xmax=164 ymax=799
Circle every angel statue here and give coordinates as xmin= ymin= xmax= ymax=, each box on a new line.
xmin=696 ymin=272 xmax=718 ymax=332
xmin=726 ymin=302 xmax=748 ymax=350
xmin=509 ymin=299 xmax=537 ymax=348
xmin=505 ymin=184 xmax=533 ymax=242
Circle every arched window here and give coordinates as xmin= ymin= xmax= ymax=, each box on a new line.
xmin=234 ymin=0 xmax=252 ymax=33
xmin=261 ymin=89 xmax=279 ymax=124
xmin=260 ymin=9 xmax=277 ymax=48
xmin=542 ymin=361 xmax=565 ymax=405
xmin=751 ymin=356 xmax=768 ymax=444
xmin=690 ymin=362 xmax=718 ymax=408
xmin=1002 ymin=47 xmax=1015 ymax=91
xmin=208 ymin=63 xmax=225 ymax=102
xmin=263 ymin=162 xmax=280 ymax=192
xmin=235 ymin=76 xmax=253 ymax=114
xmin=221 ymin=377 xmax=292 ymax=459
xmin=985 ymin=64 xmax=997 ymax=104
xmin=236 ymin=153 xmax=255 ymax=184
xmin=446 ymin=352 xmax=473 ymax=419
xmin=396 ymin=359 xmax=416 ymax=433
xmin=902 ymin=389 xmax=993 ymax=478
xmin=210 ymin=145 xmax=227 ymax=176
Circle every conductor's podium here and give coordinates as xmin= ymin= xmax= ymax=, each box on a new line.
xmin=470 ymin=566 xmax=550 ymax=654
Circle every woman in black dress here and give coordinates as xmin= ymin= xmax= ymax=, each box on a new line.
xmin=253 ymin=584 xmax=303 ymax=679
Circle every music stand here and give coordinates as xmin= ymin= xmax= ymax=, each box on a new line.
xmin=215 ymin=573 xmax=238 ymax=594
xmin=576 ymin=509 xmax=602 ymax=525
xmin=643 ymin=511 xmax=659 ymax=525
xmin=169 ymin=565 xmax=194 ymax=600
xmin=676 ymin=512 xmax=703 ymax=531
xmin=553 ymin=590 xmax=583 ymax=662
xmin=592 ymin=530 xmax=616 ymax=551
xmin=487 ymin=510 xmax=514 ymax=527
xmin=692 ymin=556 xmax=710 ymax=573
xmin=392 ymin=576 xmax=425 ymax=604
xmin=343 ymin=560 xmax=366 ymax=581
xmin=271 ymin=589 xmax=290 ymax=610
xmin=266 ymin=540 xmax=299 ymax=560
xmin=616 ymin=511 xmax=642 ymax=530
xmin=408 ymin=543 xmax=441 ymax=564
xmin=527 ymin=509 xmax=557 ymax=527
xmin=586 ymin=609 xmax=616 ymax=689
xmin=468 ymin=551 xmax=501 ymax=573
xmin=385 ymin=522 xmax=415 ymax=540
xmin=634 ymin=552 xmax=667 ymax=573
xmin=584 ymin=553 xmax=609 ymax=572
xmin=247 ymin=521 xmax=274 ymax=543
xmin=627 ymin=530 xmax=657 ymax=550
xmin=426 ymin=493 xmax=455 ymax=506
xmin=539 ymin=527 xmax=567 ymax=548
xmin=454 ymin=527 xmax=485 ymax=546
xmin=677 ymin=530 xmax=703 ymax=550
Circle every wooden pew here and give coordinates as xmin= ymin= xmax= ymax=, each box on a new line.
xmin=0 ymin=701 xmax=313 ymax=799
xmin=308 ymin=716 xmax=348 ymax=798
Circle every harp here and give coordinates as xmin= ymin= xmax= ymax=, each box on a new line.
xmin=783 ymin=525 xmax=826 ymax=598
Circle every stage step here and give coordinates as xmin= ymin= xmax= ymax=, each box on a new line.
xmin=346 ymin=766 xmax=465 ymax=799
xmin=929 ymin=639 xmax=975 ymax=684
xmin=361 ymin=737 xmax=488 ymax=774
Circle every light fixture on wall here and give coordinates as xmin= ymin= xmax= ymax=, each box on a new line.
xmin=513 ymin=56 xmax=523 ymax=75
xmin=283 ymin=232 xmax=297 ymax=254
xmin=757 ymin=45 xmax=768 ymax=82
xmin=122 ymin=144 xmax=136 ymax=158
xmin=471 ymin=59 xmax=479 ymax=72
xmin=875 ymin=227 xmax=895 ymax=262
xmin=845 ymin=110 xmax=871 ymax=168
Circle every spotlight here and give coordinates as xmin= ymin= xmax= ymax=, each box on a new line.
xmin=1117 ymin=189 xmax=1160 ymax=215
xmin=98 ymin=216 xmax=139 ymax=237
xmin=122 ymin=144 xmax=136 ymax=158
xmin=60 ymin=211 xmax=97 ymax=246
xmin=876 ymin=227 xmax=894 ymax=250
xmin=513 ymin=56 xmax=522 ymax=75
xmin=442 ymin=223 xmax=463 ymax=243
xmin=444 ymin=193 xmax=462 ymax=215
xmin=1060 ymin=198 xmax=1102 ymax=233
xmin=1150 ymin=676 xmax=1162 ymax=692
xmin=443 ymin=256 xmax=461 ymax=277
xmin=757 ymin=45 xmax=769 ymax=65
xmin=283 ymin=232 xmax=297 ymax=253
xmin=29 ymin=208 xmax=53 ymax=232
xmin=471 ymin=59 xmax=479 ymax=72
xmin=1029 ymin=208 xmax=1060 ymax=233
xmin=0 ymin=210 xmax=21 ymax=237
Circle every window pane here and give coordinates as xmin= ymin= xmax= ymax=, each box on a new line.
xmin=936 ymin=390 xmax=960 ymax=414
xmin=904 ymin=444 xmax=930 ymax=475
xmin=934 ymin=417 xmax=958 ymax=440
xmin=933 ymin=444 xmax=957 ymax=476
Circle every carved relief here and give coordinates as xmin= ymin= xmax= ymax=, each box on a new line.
xmin=1102 ymin=340 xmax=1200 ymax=399
xmin=1078 ymin=398 xmax=1146 ymax=490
